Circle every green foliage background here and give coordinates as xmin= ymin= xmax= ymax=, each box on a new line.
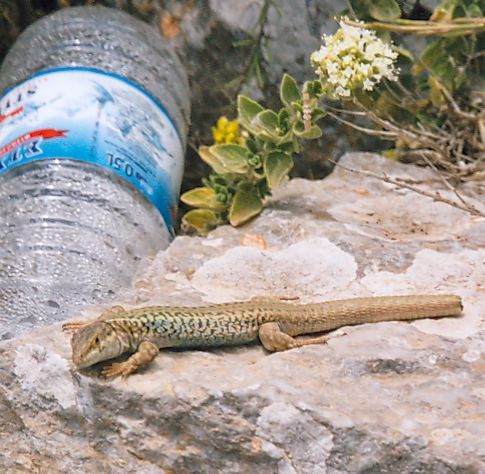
xmin=182 ymin=0 xmax=484 ymax=233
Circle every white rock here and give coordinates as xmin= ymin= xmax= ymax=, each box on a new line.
xmin=1 ymin=153 xmax=483 ymax=473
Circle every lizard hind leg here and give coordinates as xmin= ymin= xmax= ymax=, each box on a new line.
xmin=259 ymin=322 xmax=331 ymax=352
xmin=62 ymin=305 xmax=127 ymax=333
xmin=97 ymin=305 xmax=126 ymax=320
xmin=62 ymin=321 xmax=91 ymax=332
xmin=250 ymin=295 xmax=300 ymax=303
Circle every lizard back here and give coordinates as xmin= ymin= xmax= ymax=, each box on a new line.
xmin=100 ymin=295 xmax=462 ymax=348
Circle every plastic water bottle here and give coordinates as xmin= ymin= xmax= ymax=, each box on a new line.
xmin=0 ymin=6 xmax=190 ymax=339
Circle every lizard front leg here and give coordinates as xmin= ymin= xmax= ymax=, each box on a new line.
xmin=259 ymin=322 xmax=331 ymax=352
xmin=101 ymin=340 xmax=159 ymax=379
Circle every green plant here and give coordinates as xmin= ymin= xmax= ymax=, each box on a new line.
xmin=181 ymin=16 xmax=398 ymax=233
xmin=224 ymin=0 xmax=272 ymax=92
xmin=181 ymin=0 xmax=484 ymax=234
xmin=339 ymin=0 xmax=484 ymax=181
xmin=181 ymin=75 xmax=327 ymax=234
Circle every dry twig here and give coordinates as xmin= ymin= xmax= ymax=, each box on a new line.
xmin=330 ymin=159 xmax=484 ymax=218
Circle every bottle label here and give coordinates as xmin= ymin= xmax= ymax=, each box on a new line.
xmin=0 ymin=68 xmax=184 ymax=233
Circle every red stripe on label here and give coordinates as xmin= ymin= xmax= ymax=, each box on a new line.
xmin=0 ymin=106 xmax=24 ymax=124
xmin=0 ymin=128 xmax=67 ymax=156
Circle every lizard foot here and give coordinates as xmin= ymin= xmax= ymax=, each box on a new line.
xmin=101 ymin=361 xmax=137 ymax=379
xmin=258 ymin=322 xmax=298 ymax=351
xmin=101 ymin=341 xmax=159 ymax=379
xmin=250 ymin=295 xmax=300 ymax=303
xmin=292 ymin=331 xmax=348 ymax=348
xmin=291 ymin=334 xmax=330 ymax=348
xmin=259 ymin=322 xmax=346 ymax=352
xmin=62 ymin=321 xmax=90 ymax=332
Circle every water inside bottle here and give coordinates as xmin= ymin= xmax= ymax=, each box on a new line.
xmin=0 ymin=6 xmax=190 ymax=339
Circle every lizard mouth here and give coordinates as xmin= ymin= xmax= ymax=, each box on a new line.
xmin=72 ymin=353 xmax=93 ymax=369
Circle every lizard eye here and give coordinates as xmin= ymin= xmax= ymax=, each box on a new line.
xmin=94 ymin=337 xmax=100 ymax=344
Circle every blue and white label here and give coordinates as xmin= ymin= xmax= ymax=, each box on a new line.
xmin=0 ymin=68 xmax=184 ymax=233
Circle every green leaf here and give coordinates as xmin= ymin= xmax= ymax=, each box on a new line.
xmin=233 ymin=38 xmax=255 ymax=48
xmin=418 ymin=37 xmax=468 ymax=90
xmin=430 ymin=0 xmax=458 ymax=21
xmin=209 ymin=144 xmax=249 ymax=174
xmin=249 ymin=111 xmax=280 ymax=142
xmin=238 ymin=95 xmax=264 ymax=129
xmin=428 ymin=76 xmax=445 ymax=107
xmin=292 ymin=121 xmax=323 ymax=139
xmin=277 ymin=141 xmax=295 ymax=154
xmin=229 ymin=188 xmax=263 ymax=226
xmin=303 ymin=80 xmax=323 ymax=100
xmin=416 ymin=111 xmax=440 ymax=127
xmin=198 ymin=146 xmax=226 ymax=174
xmin=278 ymin=108 xmax=290 ymax=130
xmin=182 ymin=209 xmax=220 ymax=235
xmin=419 ymin=40 xmax=441 ymax=66
xmin=254 ymin=109 xmax=279 ymax=132
xmin=224 ymin=77 xmax=243 ymax=90
xmin=348 ymin=0 xmax=370 ymax=18
xmin=375 ymin=91 xmax=401 ymax=118
xmin=180 ymin=187 xmax=224 ymax=210
xmin=275 ymin=132 xmax=294 ymax=145
xmin=394 ymin=46 xmax=414 ymax=62
xmin=366 ymin=0 xmax=401 ymax=21
xmin=251 ymin=110 xmax=281 ymax=141
xmin=247 ymin=152 xmax=262 ymax=169
xmin=375 ymin=30 xmax=391 ymax=42
xmin=311 ymin=107 xmax=326 ymax=122
xmin=257 ymin=179 xmax=271 ymax=198
xmin=381 ymin=149 xmax=399 ymax=160
xmin=465 ymin=4 xmax=482 ymax=17
xmin=245 ymin=138 xmax=258 ymax=154
xmin=280 ymin=74 xmax=302 ymax=107
xmin=254 ymin=60 xmax=265 ymax=88
xmin=252 ymin=109 xmax=294 ymax=145
xmin=264 ymin=151 xmax=293 ymax=190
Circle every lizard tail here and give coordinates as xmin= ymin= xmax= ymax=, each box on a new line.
xmin=292 ymin=294 xmax=463 ymax=334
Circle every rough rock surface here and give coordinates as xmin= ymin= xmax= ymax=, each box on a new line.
xmin=1 ymin=153 xmax=484 ymax=473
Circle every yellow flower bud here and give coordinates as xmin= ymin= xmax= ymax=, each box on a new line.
xmin=212 ymin=116 xmax=243 ymax=144
xmin=217 ymin=116 xmax=229 ymax=129
xmin=212 ymin=129 xmax=224 ymax=143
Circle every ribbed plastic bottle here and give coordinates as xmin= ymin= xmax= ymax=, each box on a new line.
xmin=0 ymin=6 xmax=190 ymax=339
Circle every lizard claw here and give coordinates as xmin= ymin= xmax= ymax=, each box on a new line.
xmin=62 ymin=321 xmax=88 ymax=332
xmin=101 ymin=362 xmax=136 ymax=379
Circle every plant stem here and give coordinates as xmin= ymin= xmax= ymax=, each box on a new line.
xmin=330 ymin=160 xmax=484 ymax=218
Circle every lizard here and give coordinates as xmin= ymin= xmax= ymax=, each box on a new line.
xmin=62 ymin=294 xmax=463 ymax=379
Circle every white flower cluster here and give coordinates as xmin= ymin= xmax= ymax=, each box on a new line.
xmin=311 ymin=19 xmax=399 ymax=98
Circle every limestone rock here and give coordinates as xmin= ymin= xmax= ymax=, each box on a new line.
xmin=1 ymin=153 xmax=484 ymax=473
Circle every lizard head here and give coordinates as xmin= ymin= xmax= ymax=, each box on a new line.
xmin=71 ymin=321 xmax=127 ymax=369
